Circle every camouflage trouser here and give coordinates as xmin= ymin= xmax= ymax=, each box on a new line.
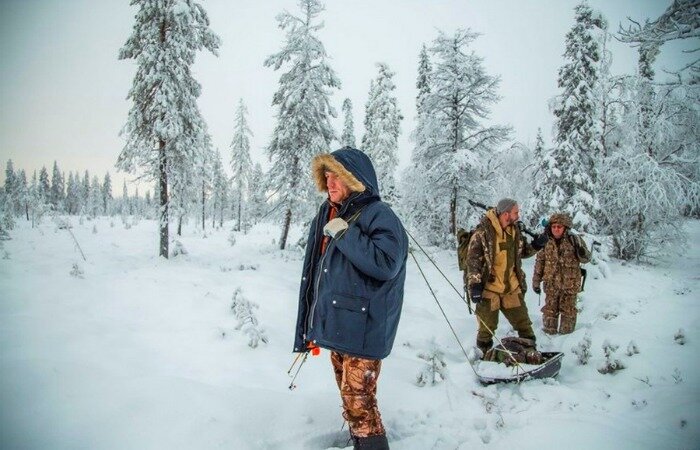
xmin=475 ymin=292 xmax=535 ymax=354
xmin=541 ymin=290 xmax=578 ymax=334
xmin=330 ymin=351 xmax=385 ymax=438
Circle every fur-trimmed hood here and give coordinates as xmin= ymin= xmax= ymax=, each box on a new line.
xmin=311 ymin=146 xmax=380 ymax=201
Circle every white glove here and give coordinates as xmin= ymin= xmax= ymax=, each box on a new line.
xmin=323 ymin=218 xmax=349 ymax=238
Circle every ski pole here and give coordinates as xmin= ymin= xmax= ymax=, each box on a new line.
xmin=287 ymin=352 xmax=309 ymax=390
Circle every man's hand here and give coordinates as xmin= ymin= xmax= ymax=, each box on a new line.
xmin=533 ymin=284 xmax=541 ymax=295
xmin=470 ymin=283 xmax=484 ymax=304
xmin=323 ymin=217 xmax=348 ymax=238
xmin=531 ymin=233 xmax=549 ymax=250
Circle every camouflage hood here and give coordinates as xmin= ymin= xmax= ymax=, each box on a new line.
xmin=548 ymin=213 xmax=573 ymax=229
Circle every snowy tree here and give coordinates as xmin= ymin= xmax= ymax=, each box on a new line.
xmin=65 ymin=172 xmax=79 ymax=215
xmin=50 ymin=161 xmax=65 ymax=211
xmin=4 ymin=160 xmax=19 ymax=215
xmin=264 ymin=0 xmax=340 ymax=249
xmin=526 ymin=129 xmax=552 ymax=225
xmin=16 ymin=170 xmax=28 ymax=221
xmin=211 ymin=149 xmax=229 ymax=229
xmin=229 ymin=99 xmax=253 ymax=232
xmin=361 ymin=62 xmax=402 ymax=205
xmin=534 ymin=3 xmax=607 ymax=233
xmin=247 ymin=163 xmax=268 ymax=224
xmin=102 ymin=172 xmax=113 ymax=216
xmin=117 ymin=0 xmax=220 ymax=258
xmin=80 ymin=170 xmax=90 ymax=214
xmin=87 ymin=176 xmax=102 ymax=218
xmin=618 ymin=0 xmax=699 ymax=85
xmin=405 ymin=30 xmax=511 ymax=246
xmin=121 ymin=180 xmax=129 ymax=216
xmin=38 ymin=166 xmax=51 ymax=205
xmin=400 ymin=44 xmax=434 ymax=235
xmin=340 ymin=98 xmax=356 ymax=148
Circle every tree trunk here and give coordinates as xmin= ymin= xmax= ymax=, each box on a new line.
xmin=280 ymin=207 xmax=292 ymax=250
xmin=158 ymin=139 xmax=169 ymax=258
xmin=201 ymin=181 xmax=206 ymax=232
xmin=235 ymin=192 xmax=242 ymax=232
xmin=449 ymin=185 xmax=457 ymax=237
xmin=178 ymin=215 xmax=182 ymax=236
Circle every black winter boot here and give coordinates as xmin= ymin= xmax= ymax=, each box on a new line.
xmin=353 ymin=433 xmax=389 ymax=450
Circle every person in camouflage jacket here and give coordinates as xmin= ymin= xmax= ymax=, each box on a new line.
xmin=532 ymin=212 xmax=591 ymax=334
xmin=463 ymin=199 xmax=548 ymax=355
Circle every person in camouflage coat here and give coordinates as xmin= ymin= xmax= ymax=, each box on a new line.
xmin=532 ymin=212 xmax=591 ymax=334
xmin=463 ymin=199 xmax=548 ymax=355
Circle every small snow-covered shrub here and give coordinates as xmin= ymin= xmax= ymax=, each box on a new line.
xmin=231 ymin=288 xmax=268 ymax=348
xmin=626 ymin=341 xmax=639 ymax=356
xmin=598 ymin=340 xmax=625 ymax=374
xmin=70 ymin=263 xmax=84 ymax=279
xmin=170 ymin=240 xmax=187 ymax=257
xmin=415 ymin=340 xmax=447 ymax=387
xmin=674 ymin=328 xmax=686 ymax=345
xmin=672 ymin=368 xmax=683 ymax=384
xmin=228 ymin=231 xmax=237 ymax=247
xmin=92 ymin=224 xmax=98 ymax=234
xmin=571 ymin=333 xmax=592 ymax=365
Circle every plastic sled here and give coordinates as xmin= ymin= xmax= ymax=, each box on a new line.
xmin=476 ymin=352 xmax=564 ymax=385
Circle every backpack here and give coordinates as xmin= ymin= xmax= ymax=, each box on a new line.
xmin=456 ymin=227 xmax=475 ymax=271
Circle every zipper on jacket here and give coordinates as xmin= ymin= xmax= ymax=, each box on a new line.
xmin=303 ymin=210 xmax=324 ymax=338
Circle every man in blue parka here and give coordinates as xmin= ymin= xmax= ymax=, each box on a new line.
xmin=294 ymin=147 xmax=407 ymax=450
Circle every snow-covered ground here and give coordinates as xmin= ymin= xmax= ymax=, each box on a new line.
xmin=1 ymin=217 xmax=698 ymax=449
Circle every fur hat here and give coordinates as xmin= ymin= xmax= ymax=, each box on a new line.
xmin=311 ymin=153 xmax=366 ymax=193
xmin=548 ymin=212 xmax=573 ymax=228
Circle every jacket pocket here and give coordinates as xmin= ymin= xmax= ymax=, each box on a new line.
xmin=327 ymin=293 xmax=369 ymax=352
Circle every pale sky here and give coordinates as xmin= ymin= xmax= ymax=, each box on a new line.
xmin=0 ymin=0 xmax=687 ymax=195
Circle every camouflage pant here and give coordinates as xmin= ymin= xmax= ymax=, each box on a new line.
xmin=541 ymin=290 xmax=578 ymax=334
xmin=475 ymin=291 xmax=535 ymax=354
xmin=330 ymin=351 xmax=385 ymax=438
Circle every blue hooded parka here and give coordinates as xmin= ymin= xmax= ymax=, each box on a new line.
xmin=293 ymin=147 xmax=408 ymax=359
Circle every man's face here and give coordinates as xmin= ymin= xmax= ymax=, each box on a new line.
xmin=325 ymin=171 xmax=351 ymax=203
xmin=551 ymin=223 xmax=566 ymax=239
xmin=503 ymin=205 xmax=520 ymax=226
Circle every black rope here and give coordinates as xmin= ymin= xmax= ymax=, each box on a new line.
xmin=408 ymin=249 xmax=479 ymax=376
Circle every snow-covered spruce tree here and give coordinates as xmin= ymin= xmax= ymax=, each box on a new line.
xmin=533 ymin=3 xmax=606 ymax=233
xmin=87 ymin=175 xmax=102 ymax=218
xmin=65 ymin=172 xmax=78 ymax=215
xmin=28 ymin=170 xmax=50 ymax=227
xmin=400 ymin=44 xmax=434 ymax=234
xmin=264 ymin=0 xmax=340 ymax=250
xmin=408 ymin=30 xmax=510 ymax=246
xmin=230 ymin=99 xmax=253 ymax=232
xmin=50 ymin=161 xmax=65 ymax=212
xmin=16 ymin=169 xmax=28 ymax=221
xmin=38 ymin=166 xmax=51 ymax=206
xmin=247 ymin=163 xmax=268 ymax=224
xmin=211 ymin=149 xmax=229 ymax=229
xmin=361 ymin=63 xmax=403 ymax=205
xmin=102 ymin=172 xmax=113 ymax=216
xmin=3 ymin=160 xmax=20 ymax=216
xmin=117 ymin=0 xmax=220 ymax=257
xmin=525 ymin=129 xmax=551 ymax=225
xmin=341 ymin=98 xmax=356 ymax=148
xmin=618 ymin=0 xmax=699 ymax=85
xmin=80 ymin=170 xmax=90 ymax=215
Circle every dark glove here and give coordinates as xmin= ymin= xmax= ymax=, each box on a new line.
xmin=470 ymin=283 xmax=484 ymax=304
xmin=533 ymin=284 xmax=541 ymax=295
xmin=531 ymin=233 xmax=549 ymax=250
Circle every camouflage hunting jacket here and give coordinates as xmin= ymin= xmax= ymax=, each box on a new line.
xmin=463 ymin=209 xmax=536 ymax=293
xmin=533 ymin=233 xmax=591 ymax=293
